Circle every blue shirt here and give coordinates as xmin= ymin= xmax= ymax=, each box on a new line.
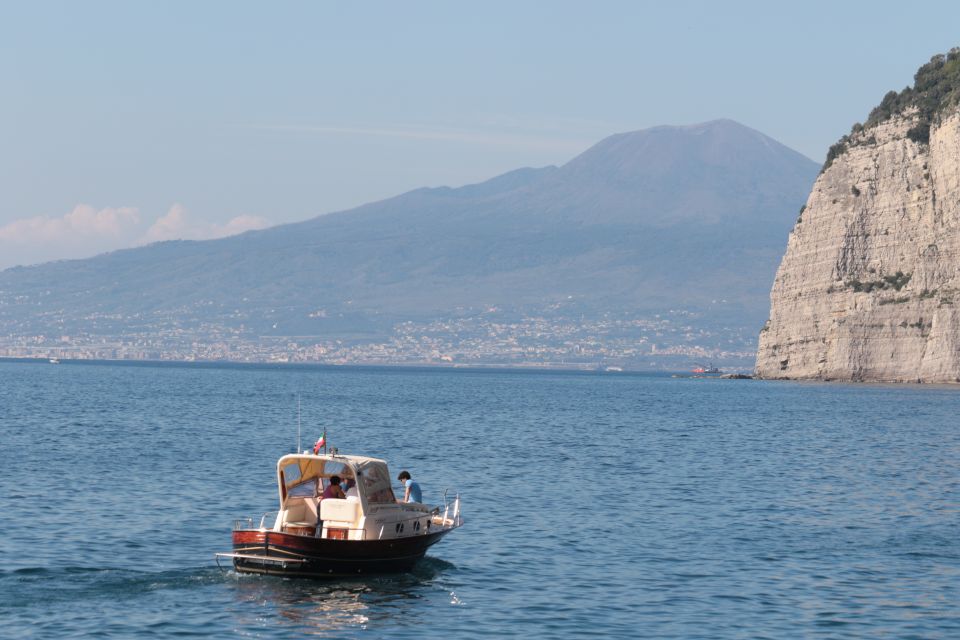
xmin=405 ymin=479 xmax=422 ymax=503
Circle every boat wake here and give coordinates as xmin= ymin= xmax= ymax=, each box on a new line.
xmin=410 ymin=555 xmax=457 ymax=579
xmin=1 ymin=565 xmax=224 ymax=607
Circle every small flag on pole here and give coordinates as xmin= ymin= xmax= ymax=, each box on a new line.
xmin=313 ymin=432 xmax=326 ymax=454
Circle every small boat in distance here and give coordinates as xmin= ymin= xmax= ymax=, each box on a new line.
xmin=216 ymin=452 xmax=462 ymax=577
xmin=692 ymin=363 xmax=721 ymax=374
xmin=48 ymin=357 xmax=60 ymax=364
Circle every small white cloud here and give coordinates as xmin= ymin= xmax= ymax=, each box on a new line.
xmin=141 ymin=204 xmax=269 ymax=244
xmin=64 ymin=205 xmax=140 ymax=236
xmin=215 ymin=214 xmax=271 ymax=237
xmin=0 ymin=203 xmax=271 ymax=270
xmin=141 ymin=203 xmax=190 ymax=243
xmin=0 ymin=204 xmax=140 ymax=245
xmin=0 ymin=205 xmax=143 ymax=268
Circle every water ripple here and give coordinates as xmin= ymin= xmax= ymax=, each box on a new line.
xmin=2 ymin=363 xmax=960 ymax=637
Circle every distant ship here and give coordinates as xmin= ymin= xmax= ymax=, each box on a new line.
xmin=48 ymin=358 xmax=60 ymax=364
xmin=692 ymin=363 xmax=720 ymax=374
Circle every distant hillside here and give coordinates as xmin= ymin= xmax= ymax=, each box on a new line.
xmin=0 ymin=120 xmax=817 ymax=363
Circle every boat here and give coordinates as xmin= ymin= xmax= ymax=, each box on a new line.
xmin=48 ymin=358 xmax=60 ymax=364
xmin=692 ymin=363 xmax=720 ymax=374
xmin=216 ymin=451 xmax=462 ymax=577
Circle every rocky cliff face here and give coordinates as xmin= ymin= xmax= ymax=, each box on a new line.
xmin=756 ymin=108 xmax=960 ymax=382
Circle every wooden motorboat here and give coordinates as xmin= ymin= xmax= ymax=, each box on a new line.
xmin=216 ymin=452 xmax=462 ymax=577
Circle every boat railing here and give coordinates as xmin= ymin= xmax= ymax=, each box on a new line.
xmin=233 ymin=517 xmax=254 ymax=531
xmin=259 ymin=512 xmax=277 ymax=529
xmin=232 ymin=513 xmax=277 ymax=531
xmin=441 ymin=489 xmax=462 ymax=529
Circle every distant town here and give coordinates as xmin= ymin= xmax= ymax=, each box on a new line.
xmin=0 ymin=307 xmax=757 ymax=371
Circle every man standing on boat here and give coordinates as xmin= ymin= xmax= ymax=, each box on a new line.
xmin=397 ymin=470 xmax=422 ymax=503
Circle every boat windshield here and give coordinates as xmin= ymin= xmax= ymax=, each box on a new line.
xmin=356 ymin=460 xmax=396 ymax=504
xmin=280 ymin=457 xmax=354 ymax=497
xmin=288 ymin=479 xmax=317 ymax=498
xmin=277 ymin=455 xmax=398 ymax=504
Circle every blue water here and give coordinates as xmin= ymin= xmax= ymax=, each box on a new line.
xmin=1 ymin=361 xmax=959 ymax=638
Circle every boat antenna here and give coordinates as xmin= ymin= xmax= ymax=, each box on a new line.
xmin=297 ymin=393 xmax=302 ymax=453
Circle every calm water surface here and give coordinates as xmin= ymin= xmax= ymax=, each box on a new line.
xmin=1 ymin=361 xmax=958 ymax=638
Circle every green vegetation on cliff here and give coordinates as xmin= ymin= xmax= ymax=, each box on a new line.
xmin=823 ymin=47 xmax=960 ymax=172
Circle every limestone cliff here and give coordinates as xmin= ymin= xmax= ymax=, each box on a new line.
xmin=756 ymin=50 xmax=960 ymax=382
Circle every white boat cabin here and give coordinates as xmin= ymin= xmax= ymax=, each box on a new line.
xmin=273 ymin=453 xmax=448 ymax=541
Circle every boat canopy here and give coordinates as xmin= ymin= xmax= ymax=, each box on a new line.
xmin=277 ymin=454 xmax=397 ymax=504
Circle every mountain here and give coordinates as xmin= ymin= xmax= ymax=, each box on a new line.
xmin=757 ymin=48 xmax=960 ymax=382
xmin=0 ymin=119 xmax=818 ymax=366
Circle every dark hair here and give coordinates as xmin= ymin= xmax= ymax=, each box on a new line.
xmin=397 ymin=470 xmax=411 ymax=481
xmin=329 ymin=475 xmax=341 ymax=485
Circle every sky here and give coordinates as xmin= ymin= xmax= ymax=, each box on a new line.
xmin=1 ymin=0 xmax=959 ymax=269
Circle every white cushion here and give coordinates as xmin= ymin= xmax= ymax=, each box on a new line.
xmin=320 ymin=498 xmax=358 ymax=522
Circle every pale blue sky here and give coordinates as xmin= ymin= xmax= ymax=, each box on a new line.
xmin=1 ymin=0 xmax=959 ymax=267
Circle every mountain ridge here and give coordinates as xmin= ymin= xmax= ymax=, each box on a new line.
xmin=0 ymin=119 xmax=818 ymax=367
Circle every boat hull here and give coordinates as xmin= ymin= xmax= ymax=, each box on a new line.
xmin=228 ymin=528 xmax=452 ymax=577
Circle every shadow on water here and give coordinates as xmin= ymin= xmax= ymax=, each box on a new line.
xmin=223 ymin=556 xmax=459 ymax=635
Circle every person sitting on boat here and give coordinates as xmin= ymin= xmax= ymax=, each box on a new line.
xmin=397 ymin=470 xmax=422 ymax=503
xmin=322 ymin=475 xmax=346 ymax=500
xmin=343 ymin=477 xmax=359 ymax=498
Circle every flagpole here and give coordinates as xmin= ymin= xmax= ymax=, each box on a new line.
xmin=297 ymin=393 xmax=301 ymax=453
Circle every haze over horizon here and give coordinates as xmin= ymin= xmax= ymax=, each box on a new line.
xmin=3 ymin=0 xmax=960 ymax=269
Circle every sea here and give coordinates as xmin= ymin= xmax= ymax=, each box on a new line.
xmin=1 ymin=360 xmax=958 ymax=638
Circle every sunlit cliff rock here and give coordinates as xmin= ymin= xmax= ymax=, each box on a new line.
xmin=757 ymin=49 xmax=960 ymax=382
